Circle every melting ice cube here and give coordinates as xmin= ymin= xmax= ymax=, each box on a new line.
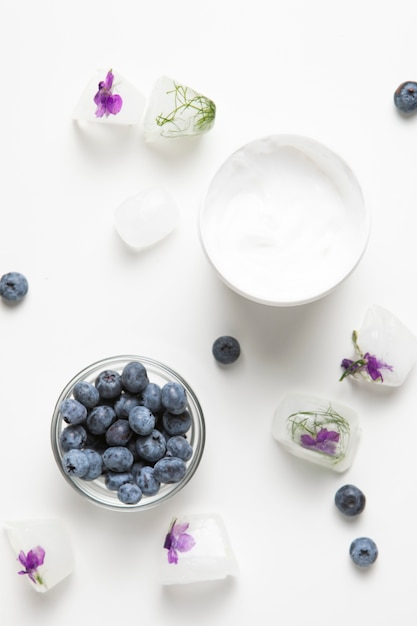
xmin=5 ymin=518 xmax=74 ymax=593
xmin=143 ymin=76 xmax=216 ymax=141
xmin=114 ymin=187 xmax=179 ymax=250
xmin=160 ymin=513 xmax=238 ymax=585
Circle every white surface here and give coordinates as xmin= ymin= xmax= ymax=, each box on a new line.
xmin=1 ymin=0 xmax=417 ymax=623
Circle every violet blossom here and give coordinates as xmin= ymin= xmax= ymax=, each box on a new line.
xmin=94 ymin=70 xmax=123 ymax=118
xmin=164 ymin=518 xmax=195 ymax=564
xmin=17 ymin=546 xmax=46 ymax=586
xmin=300 ymin=428 xmax=340 ymax=456
xmin=340 ymin=352 xmax=393 ymax=382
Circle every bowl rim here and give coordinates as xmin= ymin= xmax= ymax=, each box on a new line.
xmin=199 ymin=133 xmax=371 ymax=306
xmin=51 ymin=355 xmax=205 ymax=512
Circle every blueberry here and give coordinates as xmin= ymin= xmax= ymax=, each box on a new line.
xmin=162 ymin=409 xmax=192 ymax=436
xmin=117 ymin=482 xmax=143 ymax=505
xmin=153 ymin=456 xmax=187 ymax=483
xmin=136 ymin=466 xmax=161 ymax=496
xmin=161 ymin=381 xmax=188 ymax=415
xmin=166 ymin=435 xmax=193 ymax=461
xmin=349 ymin=537 xmax=378 ymax=567
xmin=102 ymin=446 xmax=134 ymax=472
xmin=212 ymin=335 xmax=240 ymax=364
xmin=59 ymin=398 xmax=87 ymax=425
xmin=135 ymin=429 xmax=167 ymax=462
xmin=128 ymin=405 xmax=155 ymax=435
xmin=82 ymin=449 xmax=103 ymax=480
xmin=335 ymin=484 xmax=366 ymax=517
xmin=105 ymin=419 xmax=133 ymax=446
xmin=121 ymin=361 xmax=149 ymax=393
xmin=114 ymin=392 xmax=142 ymax=418
xmin=0 ymin=272 xmax=28 ymax=302
xmin=105 ymin=471 xmax=134 ymax=491
xmin=73 ymin=381 xmax=100 ymax=408
xmin=142 ymin=382 xmax=162 ymax=412
xmin=95 ymin=370 xmax=123 ymax=399
xmin=394 ymin=81 xmax=417 ymax=113
xmin=86 ymin=405 xmax=116 ymax=435
xmin=60 ymin=424 xmax=88 ymax=452
xmin=62 ymin=449 xmax=89 ymax=477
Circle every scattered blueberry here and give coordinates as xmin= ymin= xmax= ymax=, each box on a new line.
xmin=62 ymin=449 xmax=89 ymax=477
xmin=0 ymin=272 xmax=29 ymax=302
xmin=105 ymin=418 xmax=133 ymax=446
xmin=105 ymin=471 xmax=134 ymax=491
xmin=161 ymin=381 xmax=188 ymax=415
xmin=128 ymin=405 xmax=155 ymax=435
xmin=102 ymin=446 xmax=134 ymax=472
xmin=114 ymin=392 xmax=141 ymax=418
xmin=166 ymin=435 xmax=193 ymax=461
xmin=86 ymin=405 xmax=116 ymax=435
xmin=121 ymin=361 xmax=149 ymax=393
xmin=59 ymin=398 xmax=87 ymax=425
xmin=73 ymin=381 xmax=100 ymax=408
xmin=142 ymin=382 xmax=162 ymax=412
xmin=153 ymin=456 xmax=187 ymax=483
xmin=82 ymin=449 xmax=103 ymax=481
xmin=212 ymin=335 xmax=241 ymax=364
xmin=136 ymin=466 xmax=161 ymax=496
xmin=162 ymin=409 xmax=192 ymax=436
xmin=117 ymin=482 xmax=142 ymax=504
xmin=95 ymin=369 xmax=123 ymax=399
xmin=135 ymin=429 xmax=167 ymax=462
xmin=335 ymin=484 xmax=366 ymax=517
xmin=349 ymin=537 xmax=378 ymax=567
xmin=394 ymin=81 xmax=417 ymax=113
xmin=59 ymin=424 xmax=88 ymax=452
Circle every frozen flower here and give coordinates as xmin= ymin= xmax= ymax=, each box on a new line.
xmin=300 ymin=428 xmax=340 ymax=455
xmin=164 ymin=518 xmax=195 ymax=564
xmin=17 ymin=546 xmax=46 ymax=586
xmin=93 ymin=69 xmax=123 ymax=118
xmin=340 ymin=330 xmax=393 ymax=383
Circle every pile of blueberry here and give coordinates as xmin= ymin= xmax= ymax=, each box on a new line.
xmin=59 ymin=361 xmax=194 ymax=505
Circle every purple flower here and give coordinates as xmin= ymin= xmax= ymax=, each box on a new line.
xmin=94 ymin=70 xmax=123 ymax=118
xmin=300 ymin=428 xmax=340 ymax=455
xmin=340 ymin=352 xmax=393 ymax=382
xmin=17 ymin=546 xmax=46 ymax=586
xmin=163 ymin=518 xmax=195 ymax=564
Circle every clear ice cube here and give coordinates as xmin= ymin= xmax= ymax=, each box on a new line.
xmin=73 ymin=69 xmax=146 ymax=125
xmin=5 ymin=518 xmax=74 ymax=593
xmin=159 ymin=513 xmax=238 ymax=585
xmin=143 ymin=76 xmax=216 ymax=141
xmin=114 ymin=187 xmax=179 ymax=250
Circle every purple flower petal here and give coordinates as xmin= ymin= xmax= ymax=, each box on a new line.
xmin=175 ymin=532 xmax=196 ymax=553
xmin=106 ymin=94 xmax=123 ymax=115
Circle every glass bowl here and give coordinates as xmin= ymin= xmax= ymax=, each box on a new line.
xmin=51 ymin=355 xmax=205 ymax=512
xmin=199 ymin=134 xmax=370 ymax=306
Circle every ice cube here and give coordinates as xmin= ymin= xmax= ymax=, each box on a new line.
xmin=159 ymin=513 xmax=238 ymax=585
xmin=5 ymin=518 xmax=74 ymax=593
xmin=272 ymin=392 xmax=361 ymax=473
xmin=143 ymin=76 xmax=216 ymax=141
xmin=73 ymin=69 xmax=146 ymax=125
xmin=346 ymin=304 xmax=417 ymax=387
xmin=114 ymin=187 xmax=179 ymax=250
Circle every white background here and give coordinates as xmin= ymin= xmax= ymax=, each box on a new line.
xmin=1 ymin=1 xmax=417 ymax=624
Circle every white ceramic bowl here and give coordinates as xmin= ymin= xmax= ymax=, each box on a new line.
xmin=199 ymin=134 xmax=370 ymax=306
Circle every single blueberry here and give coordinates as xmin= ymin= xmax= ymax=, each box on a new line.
xmin=59 ymin=398 xmax=87 ymax=425
xmin=166 ymin=435 xmax=193 ymax=461
xmin=82 ymin=449 xmax=103 ymax=480
xmin=349 ymin=537 xmax=378 ymax=567
xmin=114 ymin=392 xmax=142 ymax=418
xmin=212 ymin=335 xmax=241 ymax=364
xmin=135 ymin=429 xmax=167 ymax=462
xmin=62 ymin=449 xmax=90 ymax=477
xmin=153 ymin=456 xmax=187 ymax=483
xmin=86 ymin=404 xmax=116 ymax=435
xmin=335 ymin=484 xmax=366 ymax=516
xmin=136 ymin=466 xmax=161 ymax=496
xmin=142 ymin=382 xmax=162 ymax=412
xmin=121 ymin=361 xmax=149 ymax=393
xmin=128 ymin=405 xmax=155 ymax=435
xmin=105 ymin=471 xmax=134 ymax=491
xmin=130 ymin=459 xmax=146 ymax=480
xmin=0 ymin=272 xmax=29 ymax=302
xmin=95 ymin=369 xmax=123 ymax=399
xmin=117 ymin=482 xmax=143 ymax=505
xmin=59 ymin=424 xmax=88 ymax=452
xmin=73 ymin=381 xmax=100 ymax=408
xmin=162 ymin=409 xmax=192 ymax=436
xmin=105 ymin=418 xmax=133 ymax=446
xmin=102 ymin=446 xmax=134 ymax=472
xmin=161 ymin=381 xmax=188 ymax=415
xmin=394 ymin=81 xmax=417 ymax=113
